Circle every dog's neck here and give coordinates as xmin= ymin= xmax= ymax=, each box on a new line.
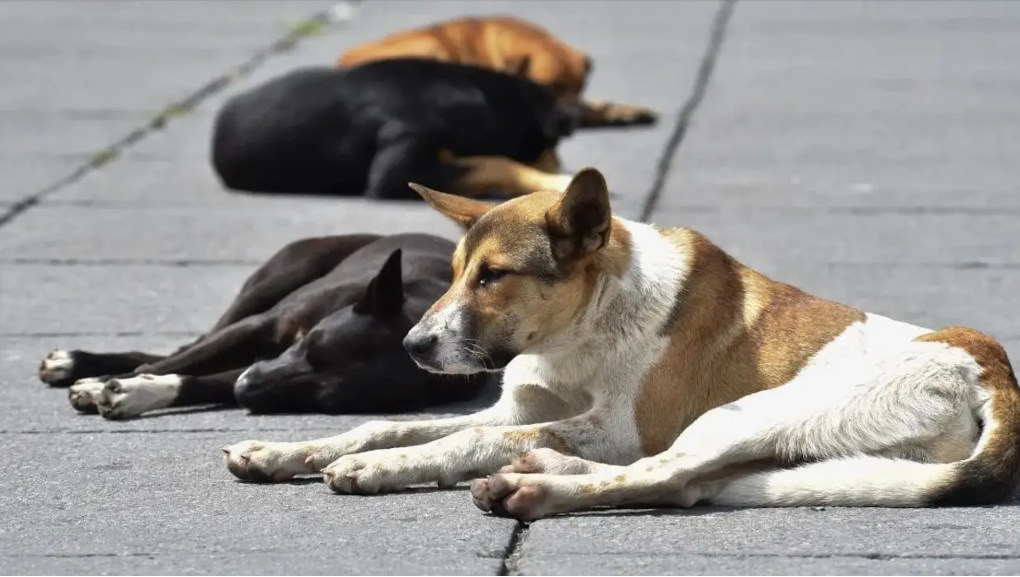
xmin=504 ymin=217 xmax=689 ymax=391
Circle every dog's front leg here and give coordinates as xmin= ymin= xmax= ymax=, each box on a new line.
xmin=224 ymin=406 xmax=518 ymax=483
xmin=321 ymin=411 xmax=624 ymax=495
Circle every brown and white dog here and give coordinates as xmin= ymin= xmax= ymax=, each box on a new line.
xmin=337 ymin=15 xmax=658 ymax=129
xmin=223 ymin=168 xmax=1020 ymax=519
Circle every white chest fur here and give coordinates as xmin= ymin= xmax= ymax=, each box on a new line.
xmin=502 ymin=219 xmax=689 ymax=406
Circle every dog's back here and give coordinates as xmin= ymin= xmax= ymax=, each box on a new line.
xmin=337 ymin=16 xmax=590 ymax=102
xmin=211 ymin=58 xmax=568 ymax=198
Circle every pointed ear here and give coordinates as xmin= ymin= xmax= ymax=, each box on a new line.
xmin=409 ymin=182 xmax=492 ymax=232
xmin=505 ymin=54 xmax=532 ymax=78
xmin=545 ymin=168 xmax=612 ymax=261
xmin=354 ymin=249 xmax=405 ymax=315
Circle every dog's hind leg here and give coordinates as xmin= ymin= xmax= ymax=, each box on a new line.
xmin=39 ymin=349 xmax=167 ymax=388
xmin=90 ymin=368 xmax=244 ymax=420
xmin=69 ymin=316 xmax=287 ymax=416
xmin=442 ymin=153 xmax=574 ymax=197
xmin=579 ymin=100 xmax=658 ymax=128
xmin=472 ymin=339 xmax=984 ymax=519
xmin=140 ymin=315 xmax=286 ymax=377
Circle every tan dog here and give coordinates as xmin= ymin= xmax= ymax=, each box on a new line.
xmin=338 ymin=15 xmax=658 ymax=129
xmin=223 ymin=169 xmax=1019 ymax=519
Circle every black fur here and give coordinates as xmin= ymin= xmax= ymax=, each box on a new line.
xmin=42 ymin=233 xmax=488 ymax=417
xmin=211 ymin=58 xmax=577 ymax=198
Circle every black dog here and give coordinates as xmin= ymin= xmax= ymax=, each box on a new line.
xmin=38 ymin=233 xmax=487 ymax=419
xmin=211 ymin=58 xmax=578 ymax=199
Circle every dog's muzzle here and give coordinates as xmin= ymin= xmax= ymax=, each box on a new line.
xmin=402 ymin=329 xmax=440 ymax=371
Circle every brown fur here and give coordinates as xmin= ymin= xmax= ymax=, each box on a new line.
xmin=412 ymin=170 xmax=628 ymax=359
xmin=339 ymin=16 xmax=589 ymax=103
xmin=916 ymin=327 xmax=1020 ymax=504
xmin=633 ymin=229 xmax=866 ymax=455
xmin=337 ymin=16 xmax=657 ymax=128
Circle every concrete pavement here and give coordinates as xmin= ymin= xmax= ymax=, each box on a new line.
xmin=1 ymin=1 xmax=1018 ymax=574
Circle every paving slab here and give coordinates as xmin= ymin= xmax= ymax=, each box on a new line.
xmin=653 ymin=208 xmax=1018 ymax=268
xmin=0 ymin=0 xmax=335 ymax=113
xmin=0 ymin=157 xmax=84 ymax=202
xmin=0 ymin=202 xmax=461 ymax=262
xmin=518 ymin=505 xmax=1020 ymax=575
xmin=516 ymin=554 xmax=1020 ymax=576
xmin=0 ymin=264 xmax=254 ymax=334
xmin=657 ymin=0 xmax=1020 ymax=212
xmin=0 ymin=0 xmax=333 ymax=203
xmin=0 ymin=431 xmax=515 ymax=575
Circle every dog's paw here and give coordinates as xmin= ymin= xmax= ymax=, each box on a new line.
xmin=499 ymin=449 xmax=611 ymax=476
xmin=605 ymin=104 xmax=658 ymax=126
xmin=321 ymin=455 xmax=390 ymax=495
xmin=40 ymin=350 xmax=76 ymax=387
xmin=223 ymin=440 xmax=313 ymax=483
xmin=470 ymin=474 xmax=552 ymax=521
xmin=321 ymin=451 xmax=418 ymax=495
xmin=68 ymin=378 xmax=106 ymax=413
xmin=95 ymin=374 xmax=180 ymax=420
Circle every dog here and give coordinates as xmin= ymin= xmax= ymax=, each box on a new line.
xmin=38 ymin=233 xmax=488 ymax=420
xmin=336 ymin=15 xmax=658 ymax=129
xmin=222 ymin=168 xmax=1019 ymax=519
xmin=211 ymin=58 xmax=579 ymax=199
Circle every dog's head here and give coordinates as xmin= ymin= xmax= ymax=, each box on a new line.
xmin=403 ymin=168 xmax=622 ymax=375
xmin=234 ymin=249 xmax=426 ymax=413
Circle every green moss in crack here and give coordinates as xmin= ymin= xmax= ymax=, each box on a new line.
xmin=90 ymin=149 xmax=119 ymax=167
xmin=152 ymin=103 xmax=192 ymax=130
xmin=289 ymin=18 xmax=325 ymax=38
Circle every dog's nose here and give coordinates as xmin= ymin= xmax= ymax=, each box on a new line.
xmin=403 ymin=333 xmax=438 ymax=361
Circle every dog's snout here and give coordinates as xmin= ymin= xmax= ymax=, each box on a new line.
xmin=403 ymin=332 xmax=438 ymax=361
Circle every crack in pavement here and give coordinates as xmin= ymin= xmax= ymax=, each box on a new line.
xmin=638 ymin=0 xmax=737 ymax=222
xmin=498 ymin=523 xmax=529 ymax=576
xmin=0 ymin=2 xmax=361 ymax=231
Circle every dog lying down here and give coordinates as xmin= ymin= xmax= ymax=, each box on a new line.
xmin=337 ymin=15 xmax=659 ymax=129
xmin=38 ymin=233 xmax=488 ymax=419
xmin=223 ymin=169 xmax=1019 ymax=518
xmin=211 ymin=57 xmax=579 ymax=199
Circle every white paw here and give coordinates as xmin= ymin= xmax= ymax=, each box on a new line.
xmin=222 ymin=440 xmax=314 ymax=483
xmin=68 ymin=378 xmax=107 ymax=413
xmin=321 ymin=455 xmax=382 ymax=494
xmin=95 ymin=374 xmax=180 ymax=420
xmin=40 ymin=350 xmax=74 ymax=385
xmin=321 ymin=450 xmax=424 ymax=495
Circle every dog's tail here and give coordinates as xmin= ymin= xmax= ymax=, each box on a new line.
xmin=713 ymin=334 xmax=1020 ymax=508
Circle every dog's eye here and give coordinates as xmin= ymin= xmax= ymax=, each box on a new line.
xmin=477 ymin=265 xmax=509 ymax=287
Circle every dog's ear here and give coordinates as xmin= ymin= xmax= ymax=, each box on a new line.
xmin=354 ymin=249 xmax=405 ymax=316
xmin=409 ymin=182 xmax=492 ymax=232
xmin=505 ymin=54 xmax=532 ymax=78
xmin=545 ymin=168 xmax=612 ymax=261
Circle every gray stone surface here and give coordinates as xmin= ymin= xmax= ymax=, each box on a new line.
xmin=2 ymin=0 xmax=1019 ymax=575
xmin=517 ymin=554 xmax=1020 ymax=576
xmin=0 ymin=431 xmax=514 ymax=575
